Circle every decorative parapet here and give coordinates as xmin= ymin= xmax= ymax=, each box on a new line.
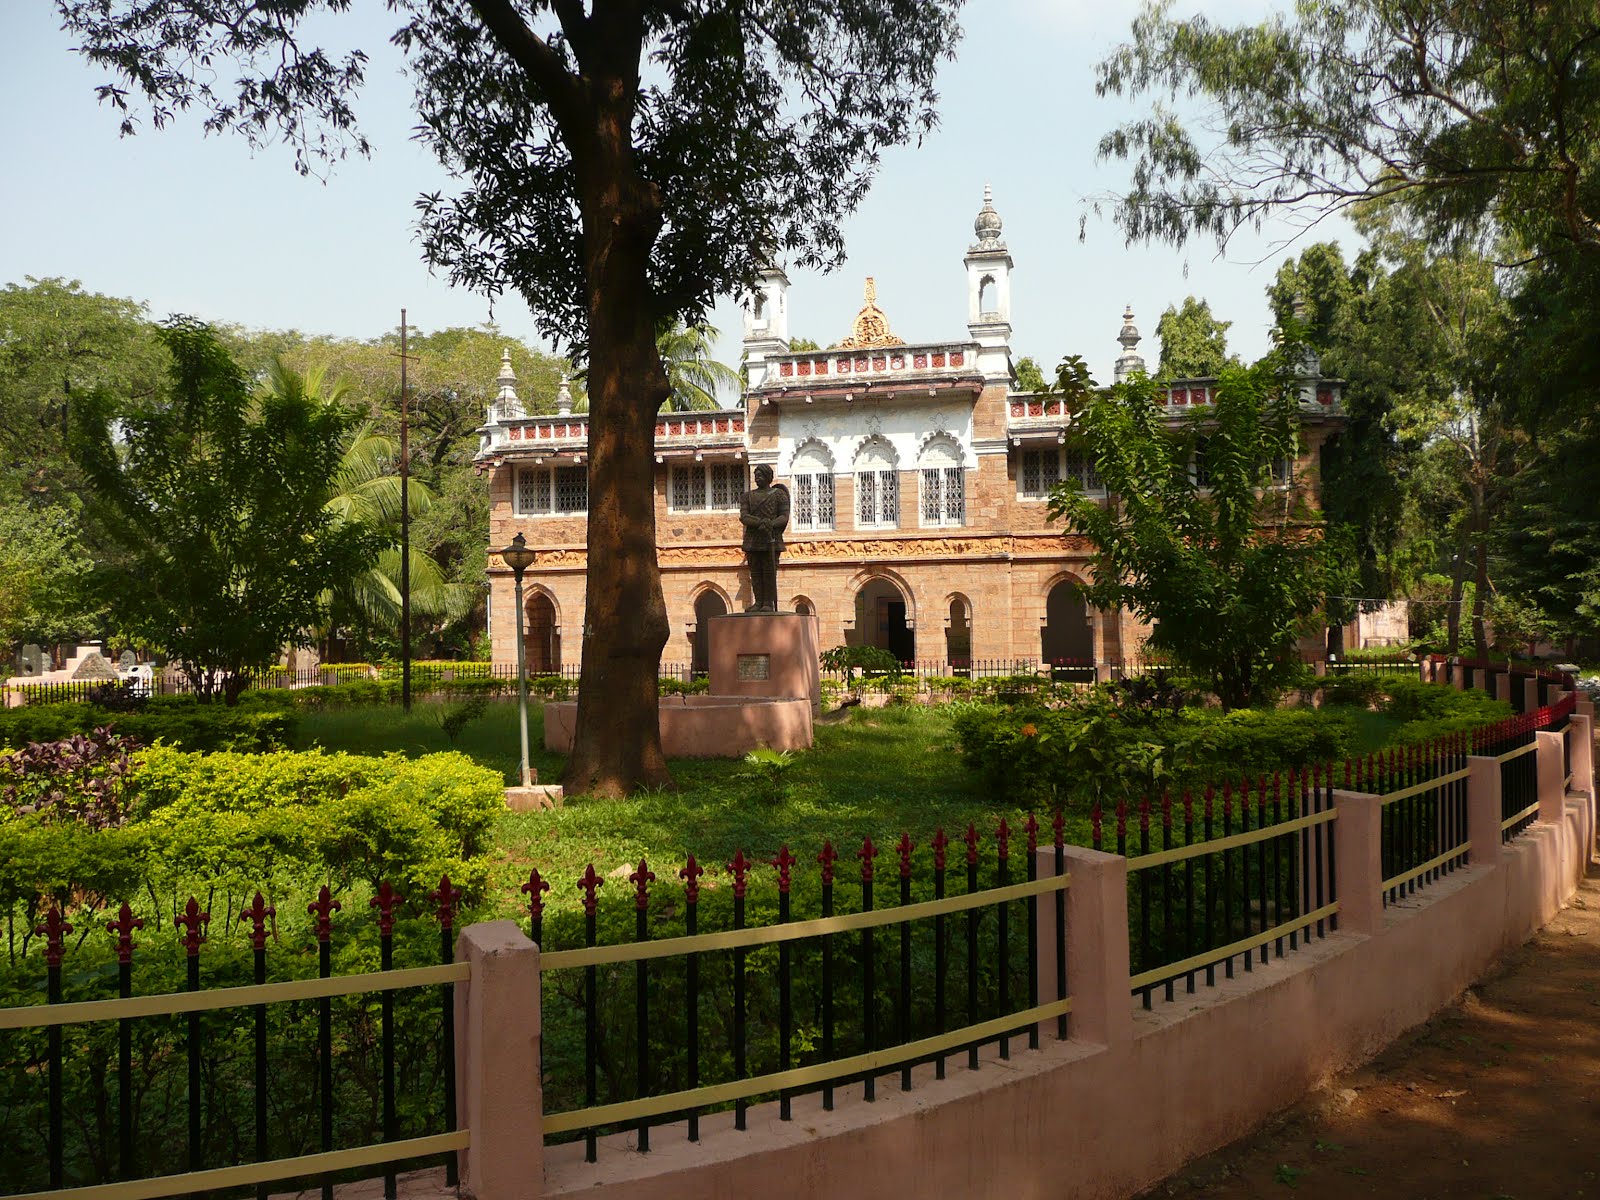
xmin=756 ymin=341 xmax=979 ymax=388
xmin=477 ymin=409 xmax=746 ymax=459
xmin=1005 ymin=377 xmax=1346 ymax=438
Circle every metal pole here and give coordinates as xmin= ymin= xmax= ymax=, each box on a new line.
xmin=399 ymin=309 xmax=412 ymax=713
xmin=514 ymin=569 xmax=531 ymax=786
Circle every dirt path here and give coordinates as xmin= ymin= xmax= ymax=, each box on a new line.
xmin=1141 ymin=865 xmax=1600 ymax=1200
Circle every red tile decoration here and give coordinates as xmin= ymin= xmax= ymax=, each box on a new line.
xmin=891 ymin=355 xmax=905 ymax=369
xmin=780 ymin=362 xmax=794 ymax=377
xmin=872 ymin=356 xmax=887 ymax=371
xmin=855 ymin=357 xmax=869 ymax=372
xmin=815 ymin=360 xmax=829 ymax=374
xmin=798 ymin=360 xmax=812 ymax=376
xmin=950 ymin=352 xmax=964 ymax=367
xmin=1318 ymin=388 xmax=1334 ymax=406
xmin=932 ymin=352 xmax=946 ymax=367
xmin=838 ymin=359 xmax=852 ymax=373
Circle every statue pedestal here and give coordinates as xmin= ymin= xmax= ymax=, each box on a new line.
xmin=707 ymin=612 xmax=821 ymax=710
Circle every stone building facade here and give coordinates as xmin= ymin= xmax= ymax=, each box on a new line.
xmin=477 ymin=189 xmax=1347 ymax=676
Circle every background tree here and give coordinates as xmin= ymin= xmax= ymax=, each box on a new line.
xmin=1013 ymin=355 xmax=1049 ymax=393
xmin=70 ymin=320 xmax=379 ymax=704
xmin=655 ymin=320 xmax=740 ymax=412
xmin=1093 ymin=1 xmax=1600 ymax=260
xmin=59 ymin=0 xmax=965 ymax=794
xmin=0 ymin=278 xmax=167 ymax=502
xmin=0 ymin=500 xmax=98 ymax=658
xmin=1153 ymin=296 xmax=1233 ymax=379
xmin=1047 ymin=351 xmax=1353 ymax=708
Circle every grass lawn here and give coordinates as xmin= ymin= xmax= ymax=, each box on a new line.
xmin=294 ymin=698 xmax=1406 ymax=916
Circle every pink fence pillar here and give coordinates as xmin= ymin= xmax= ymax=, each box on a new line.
xmin=1570 ymin=713 xmax=1595 ymax=799
xmin=1524 ymin=676 xmax=1541 ymax=714
xmin=456 ymin=920 xmax=544 ymax=1200
xmin=1042 ymin=844 xmax=1132 ymax=1049
xmin=1330 ymin=790 xmax=1384 ymax=935
xmin=1536 ymin=731 xmax=1566 ymax=825
xmin=1467 ymin=756 xmax=1503 ymax=869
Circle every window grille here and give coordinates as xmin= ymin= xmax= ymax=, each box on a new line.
xmin=670 ymin=466 xmax=698 ymax=511
xmin=856 ymin=468 xmax=897 ymax=526
xmin=1063 ymin=447 xmax=1103 ymax=494
xmin=711 ymin=463 xmax=743 ymax=509
xmin=921 ymin=467 xmax=965 ymax=526
xmin=516 ymin=467 xmax=550 ymax=515
xmin=857 ymin=471 xmax=876 ymax=526
xmin=1020 ymin=448 xmax=1060 ymax=499
xmin=943 ymin=466 xmax=964 ymax=523
xmin=554 ymin=466 xmax=588 ymax=512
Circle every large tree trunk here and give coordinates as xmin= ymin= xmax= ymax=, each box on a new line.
xmin=1446 ymin=526 xmax=1469 ymax=656
xmin=561 ymin=96 xmax=673 ymax=797
xmin=1471 ymin=497 xmax=1491 ymax=662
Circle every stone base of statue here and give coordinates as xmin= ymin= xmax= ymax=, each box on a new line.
xmin=542 ymin=613 xmax=821 ymax=760
xmin=707 ymin=611 xmax=821 ymax=711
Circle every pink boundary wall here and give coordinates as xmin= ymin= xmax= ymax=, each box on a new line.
xmin=454 ymin=712 xmax=1596 ymax=1200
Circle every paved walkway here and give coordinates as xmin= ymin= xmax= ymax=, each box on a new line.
xmin=1141 ymin=864 xmax=1600 ymax=1199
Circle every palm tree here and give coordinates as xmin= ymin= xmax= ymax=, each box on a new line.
xmin=657 ymin=320 xmax=741 ymax=411
xmin=265 ymin=361 xmax=472 ymax=635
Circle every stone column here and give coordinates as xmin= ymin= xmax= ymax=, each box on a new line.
xmin=1330 ymin=790 xmax=1384 ymax=935
xmin=1569 ymin=712 xmax=1594 ymax=799
xmin=456 ymin=920 xmax=543 ymax=1200
xmin=1467 ymin=756 xmax=1503 ymax=869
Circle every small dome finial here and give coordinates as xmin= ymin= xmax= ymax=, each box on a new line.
xmin=972 ymin=184 xmax=1005 ymax=251
xmin=556 ymin=373 xmax=573 ymax=416
xmin=1114 ymin=304 xmax=1146 ymax=382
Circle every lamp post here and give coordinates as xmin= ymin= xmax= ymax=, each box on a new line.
xmin=500 ymin=532 xmax=538 ymax=788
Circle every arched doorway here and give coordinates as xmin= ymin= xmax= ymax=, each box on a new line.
xmin=946 ymin=596 xmax=971 ymax=673
xmin=525 ymin=592 xmax=560 ymax=674
xmin=855 ymin=577 xmax=915 ymax=663
xmin=1041 ymin=580 xmax=1093 ymax=666
xmin=691 ymin=589 xmax=729 ymax=677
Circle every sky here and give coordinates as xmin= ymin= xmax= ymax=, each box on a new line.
xmin=0 ymin=0 xmax=1353 ymax=390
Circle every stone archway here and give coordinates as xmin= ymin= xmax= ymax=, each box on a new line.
xmin=1041 ymin=579 xmax=1093 ymax=665
xmin=855 ymin=576 xmax=915 ymax=664
xmin=525 ymin=591 xmax=560 ymax=674
xmin=945 ymin=594 xmax=972 ymax=672
xmin=690 ymin=588 xmax=729 ymax=677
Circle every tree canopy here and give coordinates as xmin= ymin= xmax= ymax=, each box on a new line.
xmin=1153 ymin=296 xmax=1233 ymax=379
xmin=71 ymin=321 xmax=380 ymax=703
xmin=58 ymin=0 xmax=966 ymax=793
xmin=1047 ymin=351 xmax=1352 ymax=708
xmin=1094 ymin=0 xmax=1600 ymax=258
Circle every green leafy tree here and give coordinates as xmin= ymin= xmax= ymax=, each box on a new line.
xmin=1013 ymin=355 xmax=1049 ymax=393
xmin=1046 ymin=352 xmax=1353 ymax=708
xmin=59 ymin=0 xmax=965 ymax=794
xmin=1094 ymin=1 xmax=1600 ymax=260
xmin=0 ymin=277 xmax=167 ymax=501
xmin=656 ymin=320 xmax=740 ymax=412
xmin=1153 ymin=296 xmax=1233 ymax=379
xmin=0 ymin=500 xmax=98 ymax=655
xmin=786 ymin=337 xmax=822 ymax=353
xmin=70 ymin=320 xmax=381 ymax=704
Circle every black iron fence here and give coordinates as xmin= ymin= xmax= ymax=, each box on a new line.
xmin=1366 ymin=735 xmax=1472 ymax=907
xmin=526 ymin=817 xmax=1070 ymax=1161
xmin=1 ymin=877 xmax=467 ymax=1200
xmin=1094 ymin=768 xmax=1341 ymax=1009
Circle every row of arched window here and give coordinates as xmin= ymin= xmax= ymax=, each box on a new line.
xmin=790 ymin=434 xmax=965 ymax=532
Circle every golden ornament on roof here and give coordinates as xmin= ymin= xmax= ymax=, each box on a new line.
xmin=831 ymin=277 xmax=906 ymax=350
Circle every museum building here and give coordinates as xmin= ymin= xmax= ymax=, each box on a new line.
xmin=477 ymin=189 xmax=1347 ymax=677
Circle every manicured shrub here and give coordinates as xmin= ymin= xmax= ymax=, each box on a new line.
xmin=0 ymin=700 xmax=297 ymax=752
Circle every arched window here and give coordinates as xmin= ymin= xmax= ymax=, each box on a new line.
xmin=789 ymin=442 xmax=835 ymax=531
xmin=854 ymin=438 xmax=899 ymax=528
xmin=919 ymin=437 xmax=965 ymax=527
xmin=979 ymin=274 xmax=997 ymax=314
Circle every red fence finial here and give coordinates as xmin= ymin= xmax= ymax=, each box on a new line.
xmin=680 ymin=855 xmax=704 ymax=903
xmin=932 ymin=827 xmax=949 ymax=871
xmin=431 ymin=875 xmax=464 ymax=930
xmin=859 ymin=836 xmax=879 ymax=883
xmin=997 ymin=818 xmax=1011 ymax=860
xmin=772 ymin=845 xmax=796 ymax=892
xmin=308 ymin=885 xmax=341 ymax=944
xmin=241 ymin=892 xmax=275 ymax=951
xmin=106 ymin=902 xmax=145 ymax=965
xmin=175 ymin=897 xmax=209 ymax=958
xmin=817 ymin=840 xmax=837 ymax=886
xmin=36 ymin=906 xmax=72 ymax=967
xmin=896 ymin=833 xmax=914 ymax=879
xmin=964 ymin=823 xmax=980 ymax=866
xmin=630 ymin=859 xmax=656 ymax=910
xmin=577 ymin=865 xmax=603 ymax=916
xmin=518 ymin=871 xmax=548 ymax=924
xmin=1024 ymin=813 xmax=1039 ymax=855
xmin=1052 ymin=808 xmax=1064 ymax=848
xmin=728 ymin=850 xmax=751 ymax=899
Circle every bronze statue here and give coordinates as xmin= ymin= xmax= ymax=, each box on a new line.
xmin=739 ymin=464 xmax=789 ymax=612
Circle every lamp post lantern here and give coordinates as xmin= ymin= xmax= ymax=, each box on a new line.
xmin=501 ymin=532 xmax=539 ymax=788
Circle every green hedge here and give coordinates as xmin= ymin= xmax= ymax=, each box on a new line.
xmin=0 ymin=699 xmax=298 ymax=752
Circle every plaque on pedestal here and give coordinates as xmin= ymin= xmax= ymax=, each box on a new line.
xmin=707 ymin=612 xmax=821 ymax=710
